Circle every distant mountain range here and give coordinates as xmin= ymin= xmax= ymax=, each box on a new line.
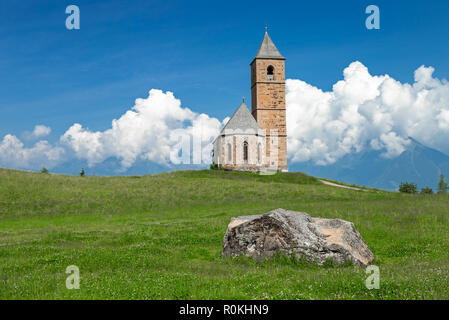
xmin=290 ymin=138 xmax=449 ymax=191
xmin=49 ymin=137 xmax=449 ymax=191
xmin=51 ymin=157 xmax=206 ymax=177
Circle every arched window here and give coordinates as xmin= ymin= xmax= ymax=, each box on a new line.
xmin=257 ymin=143 xmax=261 ymax=163
xmin=227 ymin=143 xmax=232 ymax=162
xmin=243 ymin=142 xmax=248 ymax=162
xmin=267 ymin=65 xmax=274 ymax=81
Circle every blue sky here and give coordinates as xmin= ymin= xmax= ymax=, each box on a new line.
xmin=1 ymin=0 xmax=448 ymax=138
xmin=1 ymin=0 xmax=449 ymax=173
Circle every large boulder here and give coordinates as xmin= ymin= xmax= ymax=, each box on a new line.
xmin=222 ymin=208 xmax=374 ymax=266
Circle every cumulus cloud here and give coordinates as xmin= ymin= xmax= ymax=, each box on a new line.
xmin=2 ymin=62 xmax=449 ymax=172
xmin=32 ymin=125 xmax=51 ymax=138
xmin=22 ymin=124 xmax=52 ymax=140
xmin=286 ymin=61 xmax=449 ymax=165
xmin=60 ymin=89 xmax=222 ymax=168
xmin=0 ymin=134 xmax=64 ymax=169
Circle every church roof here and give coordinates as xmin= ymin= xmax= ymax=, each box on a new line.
xmin=219 ymin=101 xmax=262 ymax=135
xmin=254 ymin=31 xmax=285 ymax=60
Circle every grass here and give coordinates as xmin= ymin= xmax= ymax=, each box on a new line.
xmin=0 ymin=168 xmax=448 ymax=299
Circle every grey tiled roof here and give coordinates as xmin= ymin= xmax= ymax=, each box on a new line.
xmin=220 ymin=102 xmax=261 ymax=134
xmin=255 ymin=31 xmax=285 ymax=60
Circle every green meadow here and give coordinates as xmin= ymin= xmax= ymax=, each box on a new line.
xmin=0 ymin=168 xmax=448 ymax=299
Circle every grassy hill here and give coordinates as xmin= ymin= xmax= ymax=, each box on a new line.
xmin=0 ymin=168 xmax=448 ymax=299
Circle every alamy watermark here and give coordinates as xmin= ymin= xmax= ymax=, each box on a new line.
xmin=169 ymin=127 xmax=281 ymax=171
xmin=66 ymin=5 xmax=80 ymax=30
xmin=64 ymin=5 xmax=378 ymax=31
xmin=365 ymin=265 xmax=380 ymax=290
xmin=66 ymin=265 xmax=80 ymax=289
xmin=365 ymin=5 xmax=380 ymax=30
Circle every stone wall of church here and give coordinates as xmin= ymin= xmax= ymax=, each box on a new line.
xmin=214 ymin=134 xmax=266 ymax=172
xmin=251 ymin=58 xmax=288 ymax=172
xmin=251 ymin=59 xmax=285 ymax=85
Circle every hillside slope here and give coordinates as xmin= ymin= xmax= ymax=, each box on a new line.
xmin=0 ymin=168 xmax=448 ymax=299
xmin=291 ymin=138 xmax=449 ymax=191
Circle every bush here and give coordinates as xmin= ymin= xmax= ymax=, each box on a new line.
xmin=438 ymin=174 xmax=448 ymax=194
xmin=399 ymin=182 xmax=417 ymax=194
xmin=80 ymin=168 xmax=85 ymax=177
xmin=210 ymin=163 xmax=218 ymax=170
xmin=40 ymin=167 xmax=49 ymax=174
xmin=420 ymin=187 xmax=433 ymax=194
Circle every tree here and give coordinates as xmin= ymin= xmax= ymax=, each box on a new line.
xmin=399 ymin=182 xmax=417 ymax=194
xmin=420 ymin=187 xmax=433 ymax=195
xmin=80 ymin=168 xmax=85 ymax=177
xmin=40 ymin=167 xmax=49 ymax=174
xmin=438 ymin=174 xmax=448 ymax=194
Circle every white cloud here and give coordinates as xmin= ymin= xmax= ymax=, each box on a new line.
xmin=286 ymin=61 xmax=449 ymax=165
xmin=22 ymin=125 xmax=52 ymax=140
xmin=32 ymin=125 xmax=51 ymax=138
xmin=2 ymin=62 xmax=449 ymax=172
xmin=60 ymin=89 xmax=222 ymax=168
xmin=0 ymin=134 xmax=64 ymax=169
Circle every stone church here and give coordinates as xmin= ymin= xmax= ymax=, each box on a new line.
xmin=212 ymin=30 xmax=288 ymax=172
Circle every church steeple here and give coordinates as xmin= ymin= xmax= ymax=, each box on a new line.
xmin=254 ymin=30 xmax=285 ymax=61
xmin=250 ymin=28 xmax=288 ymax=172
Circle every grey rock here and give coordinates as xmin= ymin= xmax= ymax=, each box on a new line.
xmin=222 ymin=208 xmax=374 ymax=266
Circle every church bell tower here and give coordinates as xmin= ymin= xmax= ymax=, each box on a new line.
xmin=251 ymin=29 xmax=288 ymax=172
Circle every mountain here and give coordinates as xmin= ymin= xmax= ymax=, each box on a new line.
xmin=289 ymin=138 xmax=449 ymax=191
xmin=51 ymin=157 xmax=207 ymax=176
xmin=48 ymin=138 xmax=449 ymax=191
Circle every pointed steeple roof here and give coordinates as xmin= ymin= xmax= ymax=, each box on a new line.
xmin=220 ymin=101 xmax=262 ymax=134
xmin=254 ymin=30 xmax=285 ymax=60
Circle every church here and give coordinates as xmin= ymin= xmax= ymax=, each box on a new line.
xmin=212 ymin=30 xmax=288 ymax=173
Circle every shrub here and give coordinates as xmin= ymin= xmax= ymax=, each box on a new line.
xmin=438 ymin=174 xmax=448 ymax=194
xmin=40 ymin=167 xmax=49 ymax=174
xmin=420 ymin=187 xmax=433 ymax=194
xmin=399 ymin=182 xmax=418 ymax=194
xmin=80 ymin=168 xmax=85 ymax=177
xmin=210 ymin=163 xmax=218 ymax=170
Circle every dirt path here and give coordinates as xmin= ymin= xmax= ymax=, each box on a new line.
xmin=318 ymin=179 xmax=367 ymax=191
